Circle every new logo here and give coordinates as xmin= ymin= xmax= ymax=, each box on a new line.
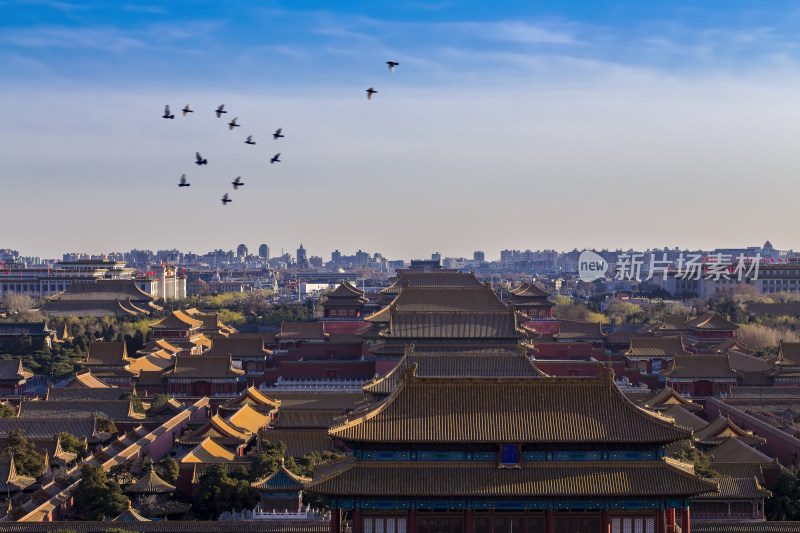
xmin=578 ymin=250 xmax=608 ymax=282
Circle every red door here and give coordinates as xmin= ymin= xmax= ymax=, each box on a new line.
xmin=194 ymin=381 xmax=211 ymax=396
xmin=694 ymin=380 xmax=713 ymax=396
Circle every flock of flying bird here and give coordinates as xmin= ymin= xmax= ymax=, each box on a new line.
xmin=162 ymin=60 xmax=399 ymax=205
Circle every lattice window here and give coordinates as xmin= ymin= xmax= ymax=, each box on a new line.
xmin=387 ymin=519 xmax=395 ymax=533
xmin=634 ymin=518 xmax=643 ymax=533
xmin=612 ymin=518 xmax=622 ymax=533
xmin=364 ymin=518 xmax=373 ymax=533
xmin=623 ymin=517 xmax=633 ymax=533
xmin=376 ymin=519 xmax=384 ymax=533
xmin=397 ymin=518 xmax=407 ymax=533
xmin=645 ymin=517 xmax=655 ymax=533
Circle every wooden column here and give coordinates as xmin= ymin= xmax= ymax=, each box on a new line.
xmin=680 ymin=507 xmax=690 ymax=533
xmin=666 ymin=508 xmax=676 ymax=533
xmin=330 ymin=508 xmax=341 ymax=533
xmin=352 ymin=509 xmax=362 ymax=533
xmin=601 ymin=509 xmax=610 ymax=533
xmin=656 ymin=509 xmax=666 ymax=533
xmin=408 ymin=509 xmax=417 ymax=533
xmin=465 ymin=509 xmax=473 ymax=533
xmin=546 ymin=509 xmax=555 ymax=533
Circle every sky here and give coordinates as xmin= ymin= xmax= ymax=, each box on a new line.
xmin=3 ymin=1 xmax=800 ymax=261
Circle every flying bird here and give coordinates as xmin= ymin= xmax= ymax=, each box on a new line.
xmin=182 ymin=104 xmax=193 ymax=116
xmin=228 ymin=117 xmax=240 ymax=130
xmin=195 ymin=152 xmax=208 ymax=165
xmin=245 ymin=135 xmax=256 ymax=145
xmin=272 ymin=128 xmax=284 ymax=140
xmin=366 ymin=87 xmax=378 ymax=100
xmin=215 ymin=105 xmax=227 ymax=117
xmin=270 ymin=153 xmax=281 ymax=164
xmin=232 ymin=176 xmax=244 ymax=190
xmin=221 ymin=193 xmax=231 ymax=205
xmin=178 ymin=174 xmax=190 ymax=187
xmin=386 ymin=61 xmax=399 ymax=72
xmin=162 ymin=105 xmax=174 ymax=119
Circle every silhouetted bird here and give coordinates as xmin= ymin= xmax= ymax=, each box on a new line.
xmin=221 ymin=193 xmax=231 ymax=205
xmin=228 ymin=117 xmax=240 ymax=130
xmin=272 ymin=128 xmax=284 ymax=140
xmin=178 ymin=174 xmax=190 ymax=187
xmin=366 ymin=88 xmax=378 ymax=100
xmin=162 ymin=105 xmax=174 ymax=119
xmin=245 ymin=135 xmax=256 ymax=145
xmin=195 ymin=152 xmax=208 ymax=165
xmin=182 ymin=104 xmax=193 ymax=116
xmin=270 ymin=153 xmax=281 ymax=164
xmin=232 ymin=176 xmax=244 ymax=190
xmin=215 ymin=105 xmax=227 ymax=117
xmin=386 ymin=61 xmax=399 ymax=72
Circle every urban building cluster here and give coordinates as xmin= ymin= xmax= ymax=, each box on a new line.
xmin=0 ymin=243 xmax=799 ymax=532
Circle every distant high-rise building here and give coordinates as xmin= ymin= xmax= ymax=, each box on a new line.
xmin=331 ymin=250 xmax=342 ymax=264
xmin=431 ymin=252 xmax=442 ymax=263
xmin=297 ymin=244 xmax=308 ymax=268
xmin=258 ymin=244 xmax=270 ymax=260
xmin=237 ymin=244 xmax=248 ymax=258
xmin=309 ymin=256 xmax=323 ymax=268
xmin=473 ymin=251 xmax=485 ymax=262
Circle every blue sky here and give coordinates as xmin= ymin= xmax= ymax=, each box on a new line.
xmin=3 ymin=1 xmax=800 ymax=260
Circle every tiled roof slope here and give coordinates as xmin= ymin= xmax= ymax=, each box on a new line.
xmin=380 ymin=311 xmax=524 ymax=339
xmin=204 ymin=336 xmax=271 ymax=357
xmin=149 ymin=310 xmax=203 ymax=330
xmin=47 ymin=386 xmax=131 ymax=401
xmin=168 ymin=355 xmax=244 ymax=379
xmin=18 ymin=400 xmax=135 ymax=420
xmin=0 ymin=456 xmax=36 ymax=493
xmin=125 ymin=469 xmax=176 ymax=494
xmin=776 ymin=341 xmax=800 ymax=367
xmin=509 ymin=280 xmax=551 ymax=298
xmin=380 ymin=271 xmax=483 ymax=295
xmin=84 ymin=342 xmax=130 ymax=366
xmin=685 ymin=312 xmax=738 ymax=331
xmin=707 ymin=437 xmax=775 ymax=464
xmin=252 ymin=462 xmax=310 ymax=492
xmin=260 ymin=429 xmax=335 ymax=457
xmin=0 ymin=322 xmax=52 ymax=336
xmin=63 ymin=371 xmax=113 ymax=388
xmin=0 ymin=417 xmax=97 ymax=440
xmin=47 ymin=280 xmax=156 ymax=301
xmin=0 ymin=359 xmax=32 ymax=380
xmin=324 ymin=282 xmax=367 ymax=302
xmin=640 ymin=387 xmax=700 ymax=412
xmin=693 ymin=417 xmax=766 ymax=447
xmin=309 ymin=458 xmax=717 ymax=498
xmin=39 ymin=299 xmax=146 ymax=317
xmin=366 ymin=286 xmax=507 ymax=322
xmin=662 ymin=355 xmax=740 ymax=379
xmin=278 ymin=322 xmax=327 ymax=340
xmin=554 ymin=321 xmax=605 ymax=340
xmin=332 ymin=368 xmax=691 ymax=445
xmin=696 ymin=476 xmax=771 ymax=500
xmin=363 ymin=348 xmax=545 ymax=395
xmin=626 ymin=336 xmax=690 ymax=357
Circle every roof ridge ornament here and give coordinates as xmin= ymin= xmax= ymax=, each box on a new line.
xmin=597 ymin=362 xmax=615 ymax=384
xmin=400 ymin=362 xmax=418 ymax=383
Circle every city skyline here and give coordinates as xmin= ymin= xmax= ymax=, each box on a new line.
xmin=4 ymin=1 xmax=800 ymax=258
xmin=3 ymin=238 xmax=788 ymax=265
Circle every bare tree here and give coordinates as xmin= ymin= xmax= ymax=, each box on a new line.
xmin=3 ymin=293 xmax=34 ymax=315
xmin=737 ymin=324 xmax=800 ymax=351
